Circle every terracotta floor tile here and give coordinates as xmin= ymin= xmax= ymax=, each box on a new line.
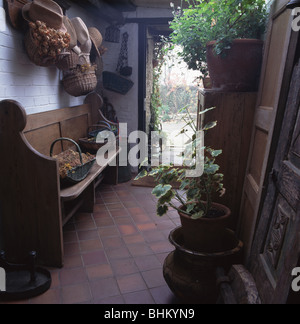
xmin=80 ymin=239 xmax=103 ymax=252
xmin=60 ymin=267 xmax=87 ymax=286
xmin=110 ymin=258 xmax=139 ymax=276
xmin=114 ymin=216 xmax=134 ymax=225
xmin=75 ymin=220 xmax=97 ymax=231
xmin=77 ymin=229 xmax=99 ymax=241
xmin=131 ymin=213 xmax=152 ymax=224
xmin=156 ymin=219 xmax=177 ymax=231
xmin=127 ymin=243 xmax=153 ymax=257
xmin=118 ymin=224 xmax=138 ymax=236
xmin=102 ymin=236 xmax=124 ymax=250
xmin=82 ymin=250 xmax=108 ymax=266
xmin=134 ymin=255 xmax=161 ymax=272
xmin=90 ymin=278 xmax=120 ymax=301
xmin=137 ymin=223 xmax=158 ymax=232
xmin=142 ymin=269 xmax=166 ymax=289
xmin=95 ymin=295 xmax=125 ymax=305
xmin=123 ymin=290 xmax=155 ymax=305
xmin=61 ymin=283 xmax=92 ymax=304
xmin=117 ymin=273 xmax=147 ymax=294
xmin=121 ymin=200 xmax=139 ymax=208
xmin=122 ymin=234 xmax=145 ymax=245
xmin=94 ymin=217 xmax=114 ymax=228
xmin=101 ymin=191 xmax=118 ymax=199
xmin=93 ymin=204 xmax=108 ymax=213
xmin=98 ymin=226 xmax=120 ymax=238
xmin=30 ymin=288 xmax=61 ymax=305
xmin=107 ymin=246 xmax=131 ymax=260
xmin=93 ymin=210 xmax=111 ymax=219
xmin=106 ymin=203 xmax=124 ymax=211
xmin=149 ymin=241 xmax=174 ymax=254
xmin=95 ymin=198 xmax=105 ymax=205
xmin=104 ymin=197 xmax=122 ymax=204
xmin=110 ymin=209 xmax=129 ymax=218
xmin=64 ymin=242 xmax=80 ymax=256
xmin=150 ymin=285 xmax=179 ymax=305
xmin=156 ymin=252 xmax=169 ymax=265
xmin=116 ymin=190 xmax=133 ymax=197
xmin=142 ymin=230 xmax=166 ymax=243
xmin=63 ymin=254 xmax=83 ymax=269
xmin=49 ymin=270 xmax=60 ymax=289
xmin=86 ymin=264 xmax=113 ymax=281
xmin=128 ymin=207 xmax=146 ymax=216
xmin=36 ymin=180 xmax=181 ymax=304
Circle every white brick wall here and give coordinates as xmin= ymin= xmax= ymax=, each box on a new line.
xmin=0 ymin=1 xmax=101 ymax=115
xmin=0 ymin=1 xmax=139 ymax=137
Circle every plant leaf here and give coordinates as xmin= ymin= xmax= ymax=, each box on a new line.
xmin=152 ymin=184 xmax=172 ymax=199
xmin=157 ymin=205 xmax=169 ymax=217
xmin=203 ymin=121 xmax=217 ymax=130
xmin=191 ymin=210 xmax=205 ymax=220
xmin=135 ymin=169 xmax=148 ymax=180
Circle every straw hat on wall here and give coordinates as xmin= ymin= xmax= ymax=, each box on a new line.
xmin=22 ymin=0 xmax=67 ymax=33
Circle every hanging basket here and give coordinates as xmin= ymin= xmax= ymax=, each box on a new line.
xmin=24 ymin=30 xmax=56 ymax=67
xmin=56 ymin=51 xmax=79 ymax=71
xmin=102 ymin=71 xmax=134 ymax=95
xmin=63 ymin=71 xmax=97 ymax=97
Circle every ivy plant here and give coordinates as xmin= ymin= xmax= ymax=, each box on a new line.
xmin=135 ymin=107 xmax=225 ymax=219
xmin=168 ymin=0 xmax=269 ymax=78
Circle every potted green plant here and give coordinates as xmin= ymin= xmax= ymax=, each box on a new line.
xmin=168 ymin=0 xmax=269 ymax=91
xmin=135 ymin=108 xmax=244 ymax=303
xmin=135 ymin=107 xmax=231 ymax=253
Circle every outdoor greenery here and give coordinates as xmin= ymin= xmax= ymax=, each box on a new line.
xmin=136 ymin=107 xmax=225 ymax=220
xmin=159 ymin=85 xmax=198 ymax=122
xmin=169 ymin=0 xmax=268 ymax=77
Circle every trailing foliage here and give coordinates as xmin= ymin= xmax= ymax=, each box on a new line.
xmin=168 ymin=0 xmax=269 ymax=77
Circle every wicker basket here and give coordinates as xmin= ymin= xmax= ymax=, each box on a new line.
xmin=24 ymin=30 xmax=56 ymax=67
xmin=56 ymin=51 xmax=79 ymax=71
xmin=102 ymin=71 xmax=134 ymax=95
xmin=79 ymin=123 xmax=116 ymax=153
xmin=50 ymin=138 xmax=96 ymax=185
xmin=63 ymin=71 xmax=97 ymax=97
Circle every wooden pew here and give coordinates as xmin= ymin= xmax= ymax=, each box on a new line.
xmin=0 ymin=99 xmax=119 ymax=268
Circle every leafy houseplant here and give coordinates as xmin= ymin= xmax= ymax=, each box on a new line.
xmin=135 ymin=108 xmax=230 ymax=253
xmin=168 ymin=0 xmax=269 ymax=90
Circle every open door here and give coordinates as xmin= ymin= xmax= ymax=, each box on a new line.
xmin=250 ymin=60 xmax=300 ymax=304
xmin=238 ymin=0 xmax=298 ymax=259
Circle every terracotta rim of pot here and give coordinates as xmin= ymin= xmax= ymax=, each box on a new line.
xmin=207 ymin=38 xmax=264 ymax=48
xmin=169 ymin=226 xmax=243 ymax=258
xmin=178 ymin=202 xmax=231 ymax=223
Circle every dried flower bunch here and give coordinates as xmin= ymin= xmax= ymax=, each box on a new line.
xmin=29 ymin=20 xmax=70 ymax=63
xmin=54 ymin=149 xmax=95 ymax=179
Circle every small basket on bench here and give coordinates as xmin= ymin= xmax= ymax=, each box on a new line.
xmin=50 ymin=138 xmax=96 ymax=185
xmin=79 ymin=122 xmax=118 ymax=153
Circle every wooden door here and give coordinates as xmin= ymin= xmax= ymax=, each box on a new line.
xmin=249 ymin=61 xmax=300 ymax=304
xmin=238 ymin=0 xmax=297 ymax=258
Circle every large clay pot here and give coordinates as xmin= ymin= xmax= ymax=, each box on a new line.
xmin=206 ymin=39 xmax=264 ymax=92
xmin=179 ymin=202 xmax=231 ymax=253
xmin=163 ymin=227 xmax=243 ymax=304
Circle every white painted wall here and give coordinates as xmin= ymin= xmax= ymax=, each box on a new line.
xmin=0 ymin=1 xmax=96 ymax=115
xmin=100 ymin=23 xmax=139 ymax=135
xmin=0 ymin=0 xmax=139 ymax=136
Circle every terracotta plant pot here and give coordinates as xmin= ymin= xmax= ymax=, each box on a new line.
xmin=206 ymin=39 xmax=264 ymax=92
xmin=179 ymin=202 xmax=231 ymax=253
xmin=163 ymin=227 xmax=243 ymax=304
